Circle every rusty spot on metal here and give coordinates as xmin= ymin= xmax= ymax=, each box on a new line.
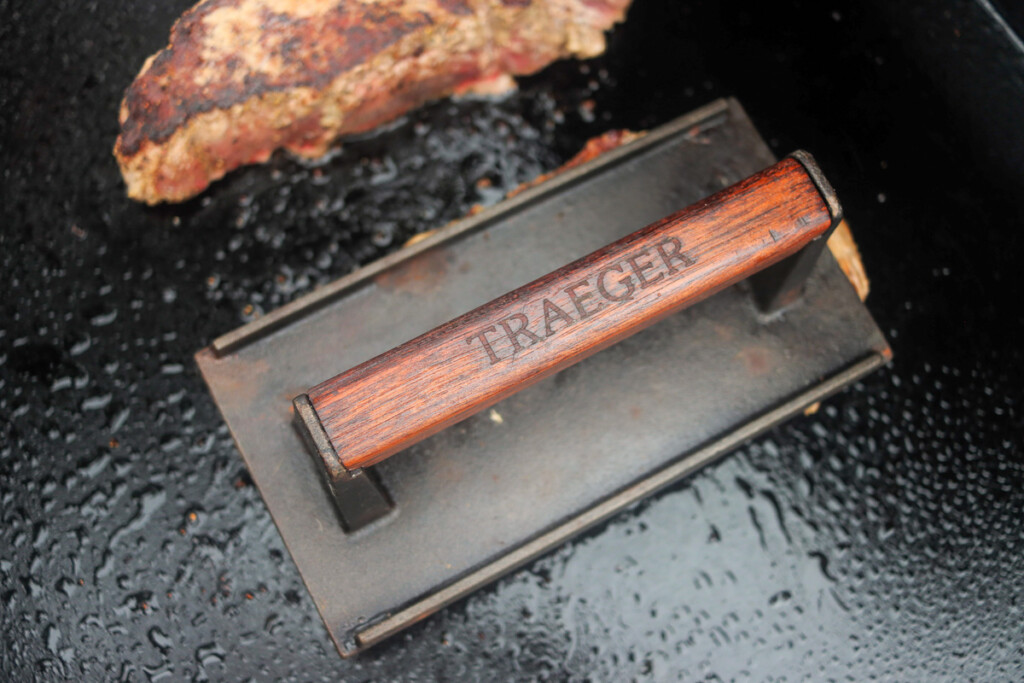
xmin=373 ymin=247 xmax=451 ymax=294
xmin=736 ymin=346 xmax=773 ymax=377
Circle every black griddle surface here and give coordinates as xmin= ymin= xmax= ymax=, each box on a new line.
xmin=2 ymin=0 xmax=1023 ymax=680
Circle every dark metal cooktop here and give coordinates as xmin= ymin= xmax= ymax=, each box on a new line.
xmin=2 ymin=0 xmax=1022 ymax=680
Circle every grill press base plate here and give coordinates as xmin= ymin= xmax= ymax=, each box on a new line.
xmin=196 ymin=98 xmax=890 ymax=656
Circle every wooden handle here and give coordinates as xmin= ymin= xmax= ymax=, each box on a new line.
xmin=298 ymin=154 xmax=838 ymax=472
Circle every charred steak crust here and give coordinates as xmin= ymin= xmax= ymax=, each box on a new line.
xmin=114 ymin=0 xmax=632 ymax=205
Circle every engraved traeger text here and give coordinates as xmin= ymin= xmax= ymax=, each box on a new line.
xmin=466 ymin=236 xmax=696 ymax=364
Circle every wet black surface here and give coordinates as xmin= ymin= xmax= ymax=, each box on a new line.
xmin=2 ymin=0 xmax=1023 ymax=680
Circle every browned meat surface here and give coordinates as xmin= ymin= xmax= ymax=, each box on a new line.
xmin=505 ymin=128 xmax=645 ymax=198
xmin=114 ymin=0 xmax=633 ymax=205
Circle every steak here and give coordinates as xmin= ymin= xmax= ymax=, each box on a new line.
xmin=114 ymin=0 xmax=633 ymax=205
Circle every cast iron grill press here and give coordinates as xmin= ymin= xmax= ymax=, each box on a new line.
xmin=196 ymin=99 xmax=891 ymax=656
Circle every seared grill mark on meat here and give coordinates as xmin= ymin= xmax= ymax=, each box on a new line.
xmin=115 ymin=0 xmax=633 ymax=204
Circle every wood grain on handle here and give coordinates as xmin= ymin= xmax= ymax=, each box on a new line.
xmin=303 ymin=156 xmax=835 ymax=472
